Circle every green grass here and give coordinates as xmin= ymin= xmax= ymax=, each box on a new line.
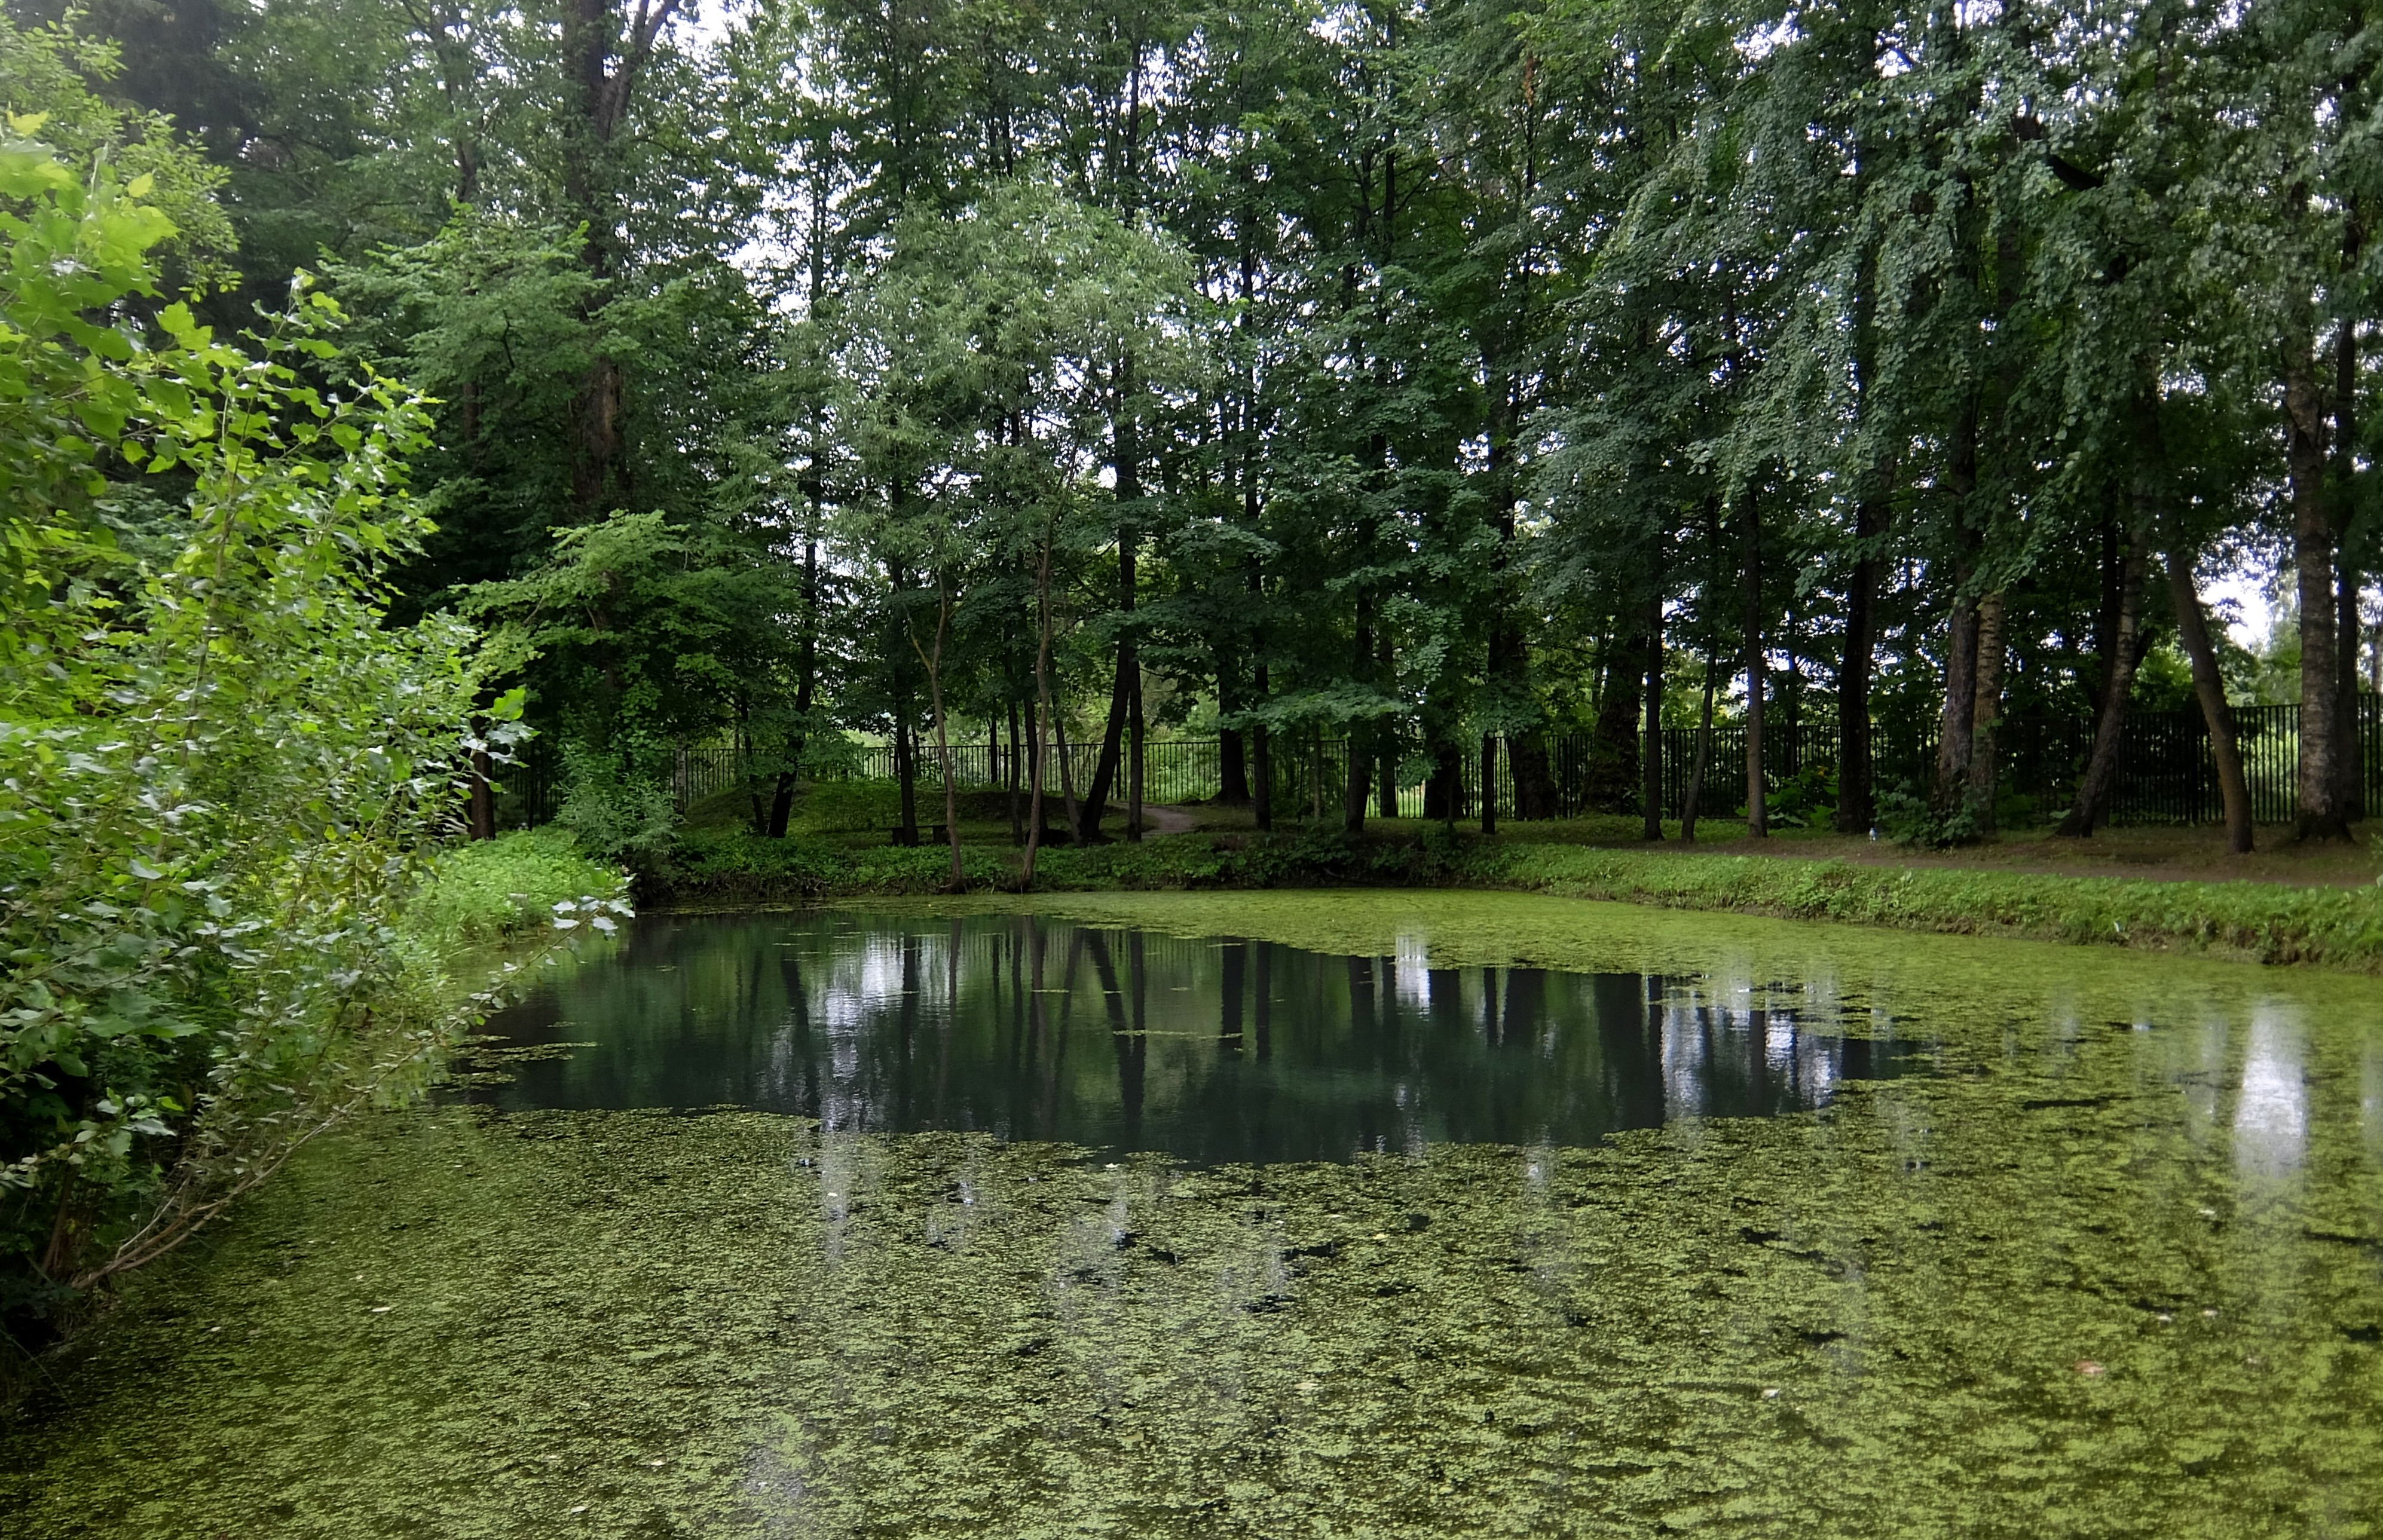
xmin=653 ymin=825 xmax=2383 ymax=972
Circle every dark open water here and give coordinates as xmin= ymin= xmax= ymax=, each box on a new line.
xmin=475 ymin=910 xmax=1921 ymax=1162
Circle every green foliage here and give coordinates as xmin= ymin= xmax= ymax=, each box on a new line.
xmin=1876 ymin=787 xmax=1986 ymax=850
xmin=1760 ymin=762 xmax=1839 ymax=830
xmin=549 ymin=745 xmax=680 ymax=867
xmin=0 ymin=15 xmax=235 ymax=284
xmin=797 ymin=779 xmax=907 ymax=834
xmin=47 ymin=0 xmax=2373 ymax=862
xmin=462 ymin=508 xmax=802 ymax=843
xmin=0 ymin=141 xmax=618 ymax=1326
xmin=403 ymin=831 xmax=628 ymax=951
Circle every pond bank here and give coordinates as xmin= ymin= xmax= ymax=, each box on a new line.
xmin=654 ymin=827 xmax=2383 ymax=972
xmin=0 ymin=831 xmax=625 ymax=1399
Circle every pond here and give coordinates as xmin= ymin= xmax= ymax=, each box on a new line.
xmin=5 ymin=890 xmax=2383 ymax=1539
xmin=469 ymin=911 xmax=1923 ymax=1164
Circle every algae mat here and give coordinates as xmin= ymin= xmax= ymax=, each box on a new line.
xmin=5 ymin=890 xmax=2382 ymax=1538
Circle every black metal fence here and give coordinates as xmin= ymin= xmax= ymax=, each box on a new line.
xmin=496 ymin=695 xmax=2383 ymax=831
xmin=1648 ymin=698 xmax=2379 ymax=825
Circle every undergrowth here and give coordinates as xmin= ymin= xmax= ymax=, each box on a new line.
xmin=406 ymin=829 xmax=632 ymax=949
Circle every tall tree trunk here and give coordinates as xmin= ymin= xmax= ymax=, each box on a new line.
xmin=2335 ymin=220 xmax=2366 ymax=823
xmin=1584 ymin=626 xmax=1645 ymax=812
xmin=910 ymin=594 xmax=965 ymax=889
xmin=1081 ymin=362 xmax=1140 ymax=843
xmin=1682 ymin=645 xmax=1718 ymax=842
xmin=1641 ymin=587 xmax=1664 ymax=841
xmin=1344 ymin=722 xmax=1371 ymax=834
xmin=1933 ymin=594 xmax=1980 ymax=816
xmin=768 ymin=522 xmax=820 ymax=840
xmin=1482 ymin=368 xmax=1534 ymax=824
xmin=2057 ymin=522 xmax=2150 ymax=837
xmin=1219 ymin=722 xmax=1249 ymax=806
xmin=2087 ymin=518 xmax=2124 ymax=713
xmin=1742 ymin=490 xmax=1768 ymax=838
xmin=1376 ymin=629 xmax=1399 ymax=818
xmin=1053 ymin=700 xmax=1082 ymax=838
xmin=1479 ymin=734 xmax=1498 ymax=835
xmin=1128 ymin=666 xmax=1145 ymax=841
xmin=2338 ymin=561 xmax=2365 ymax=822
xmin=2334 ymin=304 xmax=2366 ymax=822
xmin=1007 ymin=699 xmax=1023 ymax=846
xmin=888 ymin=553 xmax=920 ymax=847
xmin=1022 ymin=529 xmax=1058 ymax=884
xmin=1834 ymin=480 xmax=1889 ymax=833
xmin=2287 ymin=330 xmax=2350 ymax=840
xmin=469 ymin=745 xmax=495 ymax=840
xmin=1251 ymin=662 xmax=1273 ymax=833
xmin=1427 ymin=739 xmax=1461 ymax=829
xmin=1345 ymin=617 xmax=1373 ymax=835
xmin=893 ymin=717 xmax=919 ymax=846
xmin=1837 ymin=99 xmax=1889 ymax=836
xmin=1228 ymin=155 xmax=1262 ymax=819
xmin=1934 ymin=370 xmax=1984 ymax=816
xmin=1509 ymin=734 xmax=1555 ymax=819
xmin=1965 ymin=590 xmax=2008 ymax=828
xmin=2166 ymin=547 xmax=2254 ymax=853
xmin=772 ymin=157 xmax=830 ymax=841
xmin=559 ymin=0 xmax=683 ymax=523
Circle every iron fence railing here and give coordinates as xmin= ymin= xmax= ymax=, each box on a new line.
xmin=495 ymin=694 xmax=2383 ymax=832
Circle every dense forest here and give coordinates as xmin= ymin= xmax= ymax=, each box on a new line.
xmin=12 ymin=0 xmax=2383 ymax=860
xmin=5 ymin=0 xmax=2383 ymax=1317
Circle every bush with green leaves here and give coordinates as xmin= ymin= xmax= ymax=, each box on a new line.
xmin=0 ymin=133 xmax=592 ymax=1331
xmin=550 ymin=743 xmax=680 ymax=864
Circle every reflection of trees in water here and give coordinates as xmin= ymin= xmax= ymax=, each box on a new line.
xmin=484 ymin=914 xmax=1924 ymax=1162
xmin=1082 ymin=929 xmax=1147 ymax=1145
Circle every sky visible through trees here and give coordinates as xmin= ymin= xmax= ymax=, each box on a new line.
xmin=8 ymin=0 xmax=2382 ymax=857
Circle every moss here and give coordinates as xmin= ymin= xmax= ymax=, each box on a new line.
xmin=7 ymin=893 xmax=2383 ymax=1536
xmin=8 ymin=1083 xmax=2382 ymax=1536
xmin=653 ymin=828 xmax=2383 ymax=972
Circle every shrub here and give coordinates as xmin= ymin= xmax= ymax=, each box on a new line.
xmin=552 ymin=747 xmax=679 ymax=863
xmin=0 ymin=143 xmax=617 ymax=1339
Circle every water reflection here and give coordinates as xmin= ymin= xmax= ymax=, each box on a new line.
xmin=478 ymin=912 xmax=1924 ymax=1164
xmin=2233 ymin=1005 xmax=2309 ymax=1184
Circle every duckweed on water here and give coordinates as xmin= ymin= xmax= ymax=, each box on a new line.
xmin=4 ymin=892 xmax=2382 ymax=1537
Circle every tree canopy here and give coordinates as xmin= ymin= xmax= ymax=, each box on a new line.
xmin=8 ymin=0 xmax=2381 ymax=869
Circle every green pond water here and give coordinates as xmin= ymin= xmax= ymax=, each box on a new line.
xmin=5 ymin=890 xmax=2383 ymax=1538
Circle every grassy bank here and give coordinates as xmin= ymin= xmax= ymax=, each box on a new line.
xmin=406 ymin=827 xmax=631 ymax=950
xmin=651 ymin=825 xmax=2383 ymax=971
